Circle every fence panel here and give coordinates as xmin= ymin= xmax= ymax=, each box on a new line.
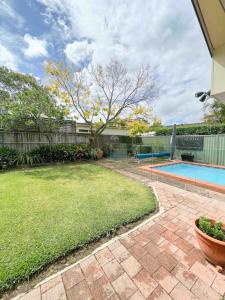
xmin=142 ymin=136 xmax=171 ymax=152
xmin=141 ymin=134 xmax=225 ymax=166
xmin=2 ymin=130 xmax=225 ymax=166
xmin=0 ymin=131 xmax=89 ymax=152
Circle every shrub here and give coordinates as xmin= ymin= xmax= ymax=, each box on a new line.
xmin=198 ymin=216 xmax=225 ymax=241
xmin=17 ymin=153 xmax=42 ymax=166
xmin=29 ymin=144 xmax=98 ymax=162
xmin=118 ymin=136 xmax=142 ymax=144
xmin=0 ymin=147 xmax=18 ymax=170
xmin=0 ymin=144 xmax=99 ymax=170
xmin=155 ymin=124 xmax=225 ymax=136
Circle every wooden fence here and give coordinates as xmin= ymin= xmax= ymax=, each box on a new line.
xmin=0 ymin=131 xmax=89 ymax=152
xmin=0 ymin=130 xmax=129 ymax=153
xmin=2 ymin=130 xmax=225 ymax=166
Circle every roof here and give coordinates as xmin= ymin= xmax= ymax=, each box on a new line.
xmin=191 ymin=0 xmax=225 ymax=55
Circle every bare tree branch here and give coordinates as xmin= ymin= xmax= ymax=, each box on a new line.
xmin=46 ymin=59 xmax=156 ymax=145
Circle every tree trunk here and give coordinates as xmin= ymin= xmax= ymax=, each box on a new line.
xmin=89 ymin=133 xmax=100 ymax=148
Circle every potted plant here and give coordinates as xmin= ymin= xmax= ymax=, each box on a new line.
xmin=194 ymin=217 xmax=225 ymax=271
xmin=97 ymin=148 xmax=104 ymax=159
xmin=181 ymin=152 xmax=194 ymax=162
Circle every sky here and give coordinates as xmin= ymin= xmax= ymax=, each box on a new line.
xmin=0 ymin=0 xmax=211 ymax=125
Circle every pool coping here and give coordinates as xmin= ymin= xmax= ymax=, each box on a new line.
xmin=140 ymin=161 xmax=225 ymax=194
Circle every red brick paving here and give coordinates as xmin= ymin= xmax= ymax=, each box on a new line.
xmin=112 ymin=273 xmax=137 ymax=299
xmin=147 ymin=285 xmax=172 ymax=300
xmin=41 ymin=275 xmax=62 ymax=294
xmin=66 ymin=280 xmax=92 ymax=300
xmin=157 ymin=253 xmax=178 ymax=272
xmin=89 ymin=275 xmax=115 ymax=299
xmin=130 ymin=290 xmax=145 ymax=300
xmin=102 ymin=259 xmax=124 ymax=282
xmin=170 ymin=282 xmax=196 ymax=300
xmin=95 ymin=247 xmax=114 ymax=266
xmin=152 ymin=267 xmax=178 ymax=293
xmin=121 ymin=256 xmax=142 ymax=278
xmin=190 ymin=261 xmax=216 ymax=285
xmin=129 ymin=244 xmax=148 ymax=260
xmin=16 ymin=181 xmax=225 ymax=300
xmin=42 ymin=282 xmax=67 ymax=300
xmin=62 ymin=266 xmax=84 ymax=290
xmin=133 ymin=269 xmax=158 ymax=298
xmin=19 ymin=287 xmax=41 ymax=300
xmin=171 ymin=264 xmax=197 ymax=290
xmin=80 ymin=255 xmax=104 ymax=285
xmin=139 ymin=254 xmax=161 ymax=275
xmin=112 ymin=245 xmax=131 ymax=263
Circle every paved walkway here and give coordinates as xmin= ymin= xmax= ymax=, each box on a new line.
xmin=15 ymin=177 xmax=225 ymax=300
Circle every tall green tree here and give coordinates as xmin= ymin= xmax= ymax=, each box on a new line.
xmin=204 ymin=100 xmax=225 ymax=124
xmin=0 ymin=66 xmax=64 ymax=133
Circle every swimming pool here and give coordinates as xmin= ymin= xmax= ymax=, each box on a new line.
xmin=140 ymin=162 xmax=225 ymax=194
xmin=154 ymin=163 xmax=225 ymax=186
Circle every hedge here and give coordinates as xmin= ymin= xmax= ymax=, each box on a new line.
xmin=0 ymin=144 xmax=99 ymax=170
xmin=155 ymin=124 xmax=225 ymax=136
xmin=0 ymin=147 xmax=18 ymax=170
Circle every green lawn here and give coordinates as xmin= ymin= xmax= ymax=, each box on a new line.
xmin=0 ymin=163 xmax=156 ymax=293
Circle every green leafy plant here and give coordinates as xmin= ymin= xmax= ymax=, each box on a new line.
xmin=198 ymin=217 xmax=225 ymax=241
xmin=17 ymin=153 xmax=42 ymax=166
xmin=29 ymin=144 xmax=99 ymax=162
xmin=0 ymin=144 xmax=99 ymax=170
xmin=155 ymin=124 xmax=225 ymax=136
xmin=0 ymin=66 xmax=65 ymax=133
xmin=0 ymin=147 xmax=18 ymax=170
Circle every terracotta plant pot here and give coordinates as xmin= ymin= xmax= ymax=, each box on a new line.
xmin=194 ymin=218 xmax=225 ymax=268
xmin=97 ymin=149 xmax=104 ymax=159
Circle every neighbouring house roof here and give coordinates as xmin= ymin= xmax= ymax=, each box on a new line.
xmin=191 ymin=0 xmax=225 ymax=55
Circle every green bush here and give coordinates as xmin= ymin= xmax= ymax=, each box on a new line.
xmin=198 ymin=216 xmax=225 ymax=241
xmin=155 ymin=124 xmax=225 ymax=136
xmin=30 ymin=144 xmax=98 ymax=162
xmin=118 ymin=136 xmax=142 ymax=144
xmin=0 ymin=144 xmax=99 ymax=170
xmin=17 ymin=152 xmax=42 ymax=166
xmin=0 ymin=147 xmax=18 ymax=170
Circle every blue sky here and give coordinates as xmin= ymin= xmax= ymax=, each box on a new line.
xmin=0 ymin=0 xmax=211 ymax=124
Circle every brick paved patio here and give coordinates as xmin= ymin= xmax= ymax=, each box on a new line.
xmin=14 ymin=176 xmax=225 ymax=300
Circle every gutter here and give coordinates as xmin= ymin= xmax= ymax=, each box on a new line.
xmin=191 ymin=0 xmax=213 ymax=57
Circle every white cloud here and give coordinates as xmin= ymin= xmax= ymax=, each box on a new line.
xmin=64 ymin=40 xmax=93 ymax=65
xmin=38 ymin=0 xmax=211 ymax=124
xmin=0 ymin=0 xmax=25 ymax=28
xmin=23 ymin=34 xmax=48 ymax=58
xmin=0 ymin=44 xmax=17 ymax=70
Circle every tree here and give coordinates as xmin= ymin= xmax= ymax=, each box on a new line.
xmin=204 ymin=100 xmax=225 ymax=124
xmin=151 ymin=116 xmax=162 ymax=129
xmin=0 ymin=67 xmax=64 ymax=134
xmin=46 ymin=60 xmax=156 ymax=146
xmin=126 ymin=105 xmax=151 ymax=138
xmin=127 ymin=120 xmax=149 ymax=138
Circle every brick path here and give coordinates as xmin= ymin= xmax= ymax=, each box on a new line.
xmin=15 ymin=178 xmax=225 ymax=300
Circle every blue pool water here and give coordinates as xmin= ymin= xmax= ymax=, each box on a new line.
xmin=153 ymin=163 xmax=225 ymax=186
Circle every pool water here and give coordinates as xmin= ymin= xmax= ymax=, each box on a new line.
xmin=154 ymin=163 xmax=225 ymax=186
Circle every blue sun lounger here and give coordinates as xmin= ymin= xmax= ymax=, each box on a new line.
xmin=135 ymin=152 xmax=170 ymax=159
